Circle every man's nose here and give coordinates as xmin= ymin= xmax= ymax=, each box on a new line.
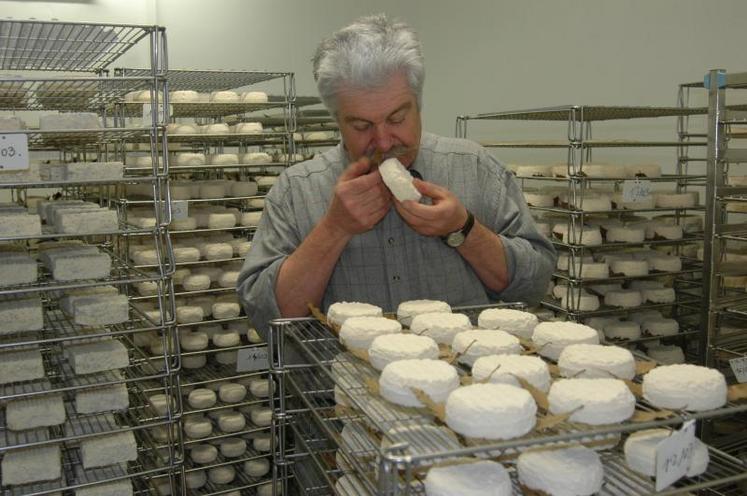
xmin=372 ymin=124 xmax=394 ymax=151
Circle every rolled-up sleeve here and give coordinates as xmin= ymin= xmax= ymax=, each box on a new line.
xmin=479 ymin=153 xmax=557 ymax=304
xmin=236 ymin=177 xmax=300 ymax=336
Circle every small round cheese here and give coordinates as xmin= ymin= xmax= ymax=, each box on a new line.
xmin=190 ymin=444 xmax=218 ymax=464
xmin=185 ymin=470 xmax=207 ymax=489
xmin=641 ymin=287 xmax=676 ymax=303
xmin=188 ymin=389 xmax=217 ymax=409
xmin=218 ymin=271 xmax=240 ymax=288
xmin=183 ymin=274 xmax=211 ymax=291
xmin=472 ymin=354 xmax=551 ymax=392
xmin=173 ymin=247 xmax=201 ymax=263
xmin=339 ymin=316 xmax=402 ymax=351
xmin=607 ymin=226 xmax=646 ymax=243
xmin=654 ymin=225 xmax=684 ymax=240
xmin=626 ymin=163 xmax=662 ymax=178
xmin=368 ymin=333 xmax=439 ymax=371
xmin=215 ymin=350 xmax=238 ymax=365
xmin=425 ymin=460 xmax=512 ymax=496
xmin=170 ymin=90 xmax=199 ymax=102
xmin=642 ymin=318 xmax=679 ymax=336
xmin=167 ymin=123 xmax=198 ymax=135
xmin=219 ymin=437 xmax=247 ymax=458
xmin=451 ymin=329 xmax=522 ymax=366
xmin=174 ymin=153 xmax=205 ymax=166
xmin=379 ymin=359 xmax=459 ymax=408
xmin=253 ymin=434 xmax=273 ymax=452
xmin=244 ymin=458 xmax=270 ymax=477
xmin=251 ymin=407 xmax=273 ymax=427
xmin=183 ymin=354 xmax=207 ymax=369
xmin=605 ymin=290 xmax=643 ymax=308
xmin=604 ymin=321 xmax=641 ymax=341
xmin=409 ymin=311 xmax=472 ymax=344
xmin=212 ymin=302 xmax=240 ymax=319
xmin=396 ymin=299 xmax=452 ymax=327
xmin=210 ymin=91 xmax=239 ymax=102
xmin=217 ymin=411 xmax=246 ymax=433
xmin=184 ymin=416 xmax=213 ymax=439
xmin=208 ymin=465 xmax=235 ymax=485
xmin=624 ymin=429 xmax=709 ymax=477
xmin=516 ymin=165 xmax=554 ymax=177
xmin=242 ymin=91 xmax=268 ymax=103
xmin=558 ymin=344 xmax=636 ymax=380
xmin=518 ymin=446 xmax=604 ymax=496
xmin=240 ymin=152 xmax=272 ymax=163
xmin=646 ymin=344 xmax=685 ymax=364
xmin=176 ymin=305 xmax=204 ymax=324
xmin=643 ymin=364 xmax=727 ymax=411
xmin=477 ymin=308 xmax=538 ymax=340
xmin=249 ymin=378 xmax=273 ymax=398
xmin=563 ymin=226 xmax=603 ymax=246
xmin=181 ymin=331 xmax=209 ymax=351
xmin=648 ymin=255 xmax=682 ymax=272
xmin=149 ymin=394 xmax=172 ymax=416
xmin=548 ymin=378 xmax=636 ymax=425
xmin=219 ymin=383 xmax=247 ymax=403
xmin=445 ymin=383 xmax=536 ymax=439
xmin=213 ymin=331 xmax=241 ymax=347
xmin=327 ymin=301 xmax=383 ymax=326
xmin=656 ymin=192 xmax=697 ymax=208
xmin=171 ymin=216 xmax=197 ymax=230
xmin=523 ymin=190 xmax=555 ymax=207
xmin=532 ymin=322 xmax=600 ymax=360
xmin=610 ymin=259 xmax=649 ymax=276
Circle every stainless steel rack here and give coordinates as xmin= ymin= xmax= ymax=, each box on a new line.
xmin=694 ymin=70 xmax=747 ymax=383
xmin=0 ymin=19 xmax=180 ymax=496
xmin=456 ymin=104 xmax=706 ymax=362
xmin=270 ymin=308 xmax=747 ymax=495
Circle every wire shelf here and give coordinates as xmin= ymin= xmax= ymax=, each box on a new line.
xmin=541 ymin=295 xmax=702 ymax=319
xmin=0 ymin=76 xmax=157 ymax=112
xmin=464 ymin=105 xmax=708 ymax=122
xmin=0 ymin=173 xmax=159 ymax=190
xmin=4 ymin=127 xmax=152 ymax=151
xmin=516 ymin=173 xmax=706 ymax=183
xmin=163 ymin=131 xmax=291 ymax=145
xmin=0 ymin=21 xmax=156 ymax=72
xmin=481 ymin=139 xmax=707 ymax=148
xmin=551 ymin=262 xmax=703 ymax=286
xmin=116 ymin=68 xmax=289 ymax=92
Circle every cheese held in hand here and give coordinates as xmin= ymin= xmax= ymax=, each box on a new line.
xmin=379 ymin=157 xmax=422 ymax=202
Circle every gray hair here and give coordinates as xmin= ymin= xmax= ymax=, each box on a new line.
xmin=312 ymin=14 xmax=425 ymax=115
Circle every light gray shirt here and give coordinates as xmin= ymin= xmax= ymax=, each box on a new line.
xmin=237 ymin=131 xmax=556 ymax=335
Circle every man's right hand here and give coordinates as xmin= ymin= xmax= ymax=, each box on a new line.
xmin=323 ymin=156 xmax=392 ymax=236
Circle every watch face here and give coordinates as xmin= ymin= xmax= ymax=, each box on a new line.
xmin=446 ymin=232 xmax=465 ymax=247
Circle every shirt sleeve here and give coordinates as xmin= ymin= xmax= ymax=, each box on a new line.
xmin=478 ymin=152 xmax=557 ymax=305
xmin=236 ymin=176 xmax=300 ymax=338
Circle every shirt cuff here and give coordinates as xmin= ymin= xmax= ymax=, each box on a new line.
xmin=237 ymin=256 xmax=285 ymax=339
xmin=495 ymin=234 xmax=547 ymax=305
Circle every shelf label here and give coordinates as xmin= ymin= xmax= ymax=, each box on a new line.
xmin=0 ymin=134 xmax=29 ymax=171
xmin=655 ymin=420 xmax=696 ymax=491
xmin=171 ymin=200 xmax=188 ymax=220
xmin=237 ymin=346 xmax=269 ymax=372
xmin=730 ymin=356 xmax=747 ymax=383
xmin=622 ymin=179 xmax=652 ymax=203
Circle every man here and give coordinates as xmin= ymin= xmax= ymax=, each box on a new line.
xmin=237 ymin=14 xmax=556 ymax=336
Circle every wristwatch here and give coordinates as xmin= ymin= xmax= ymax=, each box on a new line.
xmin=443 ymin=210 xmax=474 ymax=248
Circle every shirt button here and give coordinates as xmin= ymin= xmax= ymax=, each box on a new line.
xmin=388 ymin=237 xmax=395 ymax=245
xmin=392 ymin=275 xmax=400 ymax=281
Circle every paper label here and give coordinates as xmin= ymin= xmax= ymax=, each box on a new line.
xmin=655 ymin=420 xmax=696 ymax=491
xmin=236 ymin=346 xmax=269 ymax=372
xmin=0 ymin=134 xmax=29 ymax=171
xmin=622 ymin=179 xmax=652 ymax=203
xmin=171 ymin=200 xmax=188 ymax=220
xmin=729 ymin=356 xmax=747 ymax=383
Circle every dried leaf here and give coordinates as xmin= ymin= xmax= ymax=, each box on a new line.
xmin=635 ymin=360 xmax=658 ymax=375
xmin=631 ymin=409 xmax=675 ymax=422
xmin=535 ymin=405 xmax=582 ymax=430
xmin=547 ymin=363 xmax=561 ymax=377
xmin=411 ymin=388 xmax=446 ymax=422
xmin=365 ymin=377 xmax=380 ymax=396
xmin=514 ymin=375 xmax=549 ymax=412
xmin=623 ymin=379 xmax=643 ymax=398
xmin=728 ymin=383 xmax=747 ymax=401
xmin=349 ymin=347 xmax=370 ymax=362
xmin=308 ymin=303 xmax=327 ymax=324
xmin=460 ymin=376 xmax=473 ymax=386
xmin=438 ymin=344 xmax=451 ymax=358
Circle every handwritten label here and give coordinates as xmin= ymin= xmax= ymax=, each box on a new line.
xmin=729 ymin=356 xmax=747 ymax=383
xmin=0 ymin=134 xmax=29 ymax=171
xmin=236 ymin=346 xmax=269 ymax=372
xmin=171 ymin=200 xmax=188 ymax=221
xmin=655 ymin=420 xmax=696 ymax=491
xmin=622 ymin=179 xmax=652 ymax=203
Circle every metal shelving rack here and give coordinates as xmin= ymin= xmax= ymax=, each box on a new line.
xmin=695 ymin=70 xmax=747 ymax=383
xmin=0 ymin=19 xmax=181 ymax=496
xmin=455 ymin=106 xmax=708 ymax=355
xmin=269 ymin=306 xmax=747 ymax=496
xmin=114 ymin=69 xmax=301 ymax=496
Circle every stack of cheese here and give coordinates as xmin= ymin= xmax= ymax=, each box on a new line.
xmin=40 ymin=199 xmax=119 ymax=234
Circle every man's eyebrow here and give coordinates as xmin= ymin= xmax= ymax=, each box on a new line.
xmin=388 ymin=102 xmax=411 ymax=117
xmin=343 ymin=102 xmax=413 ymax=124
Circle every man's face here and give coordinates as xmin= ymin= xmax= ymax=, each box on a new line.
xmin=335 ymin=71 xmax=421 ymax=168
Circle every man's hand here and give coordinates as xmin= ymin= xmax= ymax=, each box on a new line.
xmin=394 ymin=179 xmax=468 ymax=237
xmin=323 ymin=157 xmax=392 ymax=236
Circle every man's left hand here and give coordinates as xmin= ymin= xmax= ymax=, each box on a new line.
xmin=394 ymin=179 xmax=468 ymax=237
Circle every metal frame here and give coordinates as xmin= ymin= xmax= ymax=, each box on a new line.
xmin=0 ymin=19 xmax=181 ymax=496
xmin=270 ymin=306 xmax=747 ymax=495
